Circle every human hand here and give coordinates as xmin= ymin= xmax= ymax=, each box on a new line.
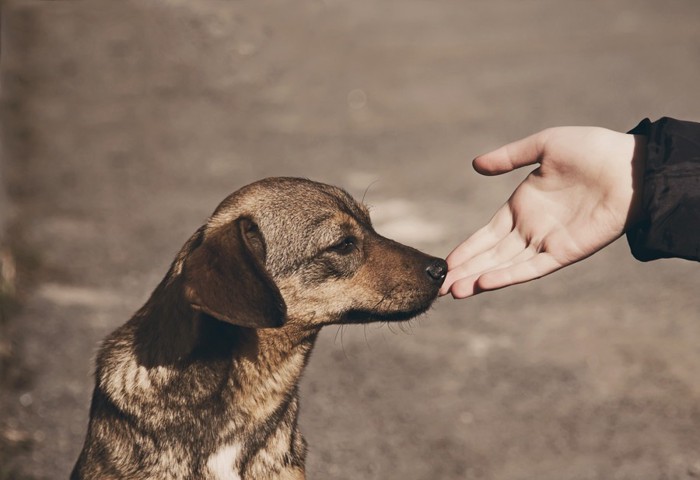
xmin=441 ymin=126 xmax=646 ymax=298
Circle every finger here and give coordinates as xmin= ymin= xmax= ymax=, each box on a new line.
xmin=501 ymin=243 xmax=540 ymax=266
xmin=473 ymin=129 xmax=548 ymax=176
xmin=448 ymin=273 xmax=483 ymax=299
xmin=475 ymin=252 xmax=563 ymax=292
xmin=441 ymin=231 xmax=527 ymax=295
xmin=445 ymin=205 xmax=514 ymax=269
xmin=449 ymin=252 xmax=561 ymax=299
xmin=449 ymin=231 xmax=527 ymax=280
xmin=446 ymin=243 xmax=539 ymax=298
xmin=446 ymin=247 xmax=538 ymax=298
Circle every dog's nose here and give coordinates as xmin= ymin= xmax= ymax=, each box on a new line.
xmin=426 ymin=258 xmax=448 ymax=284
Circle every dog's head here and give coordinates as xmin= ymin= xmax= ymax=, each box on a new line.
xmin=180 ymin=177 xmax=446 ymax=330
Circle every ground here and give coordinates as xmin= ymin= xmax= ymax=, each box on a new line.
xmin=1 ymin=0 xmax=700 ymax=479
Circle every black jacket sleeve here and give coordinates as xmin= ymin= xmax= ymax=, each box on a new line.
xmin=626 ymin=117 xmax=700 ymax=262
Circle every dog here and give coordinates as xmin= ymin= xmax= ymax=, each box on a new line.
xmin=71 ymin=177 xmax=446 ymax=480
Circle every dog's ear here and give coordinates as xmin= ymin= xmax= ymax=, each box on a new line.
xmin=183 ymin=217 xmax=286 ymax=328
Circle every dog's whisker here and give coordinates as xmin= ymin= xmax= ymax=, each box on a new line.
xmin=362 ymin=324 xmax=371 ymax=351
xmin=340 ymin=325 xmax=349 ymax=360
xmin=361 ymin=180 xmax=379 ymax=205
xmin=399 ymin=321 xmax=414 ymax=335
xmin=333 ymin=325 xmax=343 ymax=345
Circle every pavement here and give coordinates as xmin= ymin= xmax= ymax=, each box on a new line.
xmin=1 ymin=0 xmax=699 ymax=479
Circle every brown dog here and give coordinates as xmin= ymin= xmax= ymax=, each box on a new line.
xmin=71 ymin=177 xmax=446 ymax=480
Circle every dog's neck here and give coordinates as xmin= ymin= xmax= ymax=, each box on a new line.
xmin=120 ymin=275 xmax=319 ymax=417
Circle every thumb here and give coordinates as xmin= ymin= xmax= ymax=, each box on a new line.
xmin=473 ymin=130 xmax=547 ymax=176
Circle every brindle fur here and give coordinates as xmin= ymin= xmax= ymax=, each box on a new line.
xmin=71 ymin=177 xmax=447 ymax=480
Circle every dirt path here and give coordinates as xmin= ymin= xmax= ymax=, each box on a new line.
xmin=2 ymin=1 xmax=700 ymax=478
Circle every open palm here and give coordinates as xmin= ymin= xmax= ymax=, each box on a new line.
xmin=441 ymin=126 xmax=644 ymax=298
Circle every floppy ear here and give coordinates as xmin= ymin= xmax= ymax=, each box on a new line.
xmin=183 ymin=217 xmax=286 ymax=328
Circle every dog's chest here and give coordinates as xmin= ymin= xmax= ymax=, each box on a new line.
xmin=206 ymin=443 xmax=244 ymax=480
xmin=203 ymin=423 xmax=302 ymax=480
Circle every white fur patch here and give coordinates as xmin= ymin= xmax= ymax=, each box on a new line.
xmin=206 ymin=443 xmax=243 ymax=480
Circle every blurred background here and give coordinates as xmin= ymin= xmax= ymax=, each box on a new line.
xmin=1 ymin=0 xmax=699 ymax=479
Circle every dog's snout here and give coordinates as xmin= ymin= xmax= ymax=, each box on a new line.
xmin=426 ymin=258 xmax=447 ymax=284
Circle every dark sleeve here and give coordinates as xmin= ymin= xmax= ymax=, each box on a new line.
xmin=625 ymin=117 xmax=700 ymax=262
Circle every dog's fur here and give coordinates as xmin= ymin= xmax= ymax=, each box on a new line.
xmin=71 ymin=177 xmax=446 ymax=480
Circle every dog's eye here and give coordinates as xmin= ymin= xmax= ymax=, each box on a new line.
xmin=329 ymin=236 xmax=356 ymax=254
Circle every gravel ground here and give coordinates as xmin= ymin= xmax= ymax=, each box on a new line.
xmin=1 ymin=1 xmax=700 ymax=479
